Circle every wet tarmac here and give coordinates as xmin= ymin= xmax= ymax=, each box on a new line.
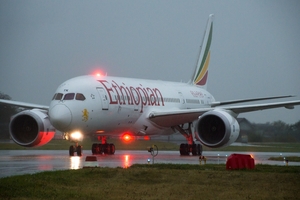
xmin=0 ymin=150 xmax=299 ymax=178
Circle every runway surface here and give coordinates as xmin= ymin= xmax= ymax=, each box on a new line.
xmin=0 ymin=150 xmax=299 ymax=178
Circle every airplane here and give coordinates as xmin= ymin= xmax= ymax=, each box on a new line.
xmin=1 ymin=14 xmax=300 ymax=156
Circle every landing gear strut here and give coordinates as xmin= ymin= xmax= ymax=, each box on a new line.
xmin=92 ymin=136 xmax=115 ymax=155
xmin=174 ymin=123 xmax=203 ymax=156
xmin=69 ymin=142 xmax=82 ymax=156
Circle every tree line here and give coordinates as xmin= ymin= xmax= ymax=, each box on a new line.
xmin=249 ymin=120 xmax=300 ymax=142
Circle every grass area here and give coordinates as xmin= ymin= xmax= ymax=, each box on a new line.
xmin=0 ymin=164 xmax=299 ymax=199
xmin=1 ymin=139 xmax=300 ymax=153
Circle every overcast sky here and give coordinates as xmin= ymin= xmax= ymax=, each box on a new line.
xmin=0 ymin=0 xmax=299 ymax=124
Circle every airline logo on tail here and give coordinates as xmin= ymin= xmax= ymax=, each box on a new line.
xmin=192 ymin=14 xmax=214 ymax=87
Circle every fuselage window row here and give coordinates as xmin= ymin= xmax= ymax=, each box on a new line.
xmin=112 ymin=95 xmax=203 ymax=104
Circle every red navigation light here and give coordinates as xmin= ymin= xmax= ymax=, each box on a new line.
xmin=122 ymin=133 xmax=134 ymax=143
xmin=144 ymin=136 xmax=150 ymax=141
xmin=89 ymin=65 xmax=107 ymax=77
xmin=91 ymin=69 xmax=105 ymax=77
xmin=94 ymin=72 xmax=102 ymax=77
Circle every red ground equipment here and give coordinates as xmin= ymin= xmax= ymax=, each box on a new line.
xmin=226 ymin=154 xmax=255 ymax=170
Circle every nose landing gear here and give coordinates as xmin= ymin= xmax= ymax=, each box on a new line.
xmin=69 ymin=142 xmax=82 ymax=156
xmin=63 ymin=132 xmax=83 ymax=156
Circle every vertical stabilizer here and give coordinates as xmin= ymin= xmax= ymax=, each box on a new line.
xmin=191 ymin=14 xmax=214 ymax=88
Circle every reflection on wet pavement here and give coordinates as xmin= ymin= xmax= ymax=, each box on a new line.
xmin=0 ymin=150 xmax=299 ymax=178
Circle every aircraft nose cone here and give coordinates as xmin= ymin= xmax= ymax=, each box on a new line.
xmin=49 ymin=104 xmax=72 ymax=131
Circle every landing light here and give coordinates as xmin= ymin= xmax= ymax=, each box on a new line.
xmin=70 ymin=131 xmax=83 ymax=141
xmin=96 ymin=130 xmax=105 ymax=134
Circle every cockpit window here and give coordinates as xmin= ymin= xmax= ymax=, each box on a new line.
xmin=53 ymin=93 xmax=85 ymax=101
xmin=75 ymin=93 xmax=86 ymax=101
xmin=52 ymin=93 xmax=63 ymax=100
xmin=63 ymin=93 xmax=75 ymax=100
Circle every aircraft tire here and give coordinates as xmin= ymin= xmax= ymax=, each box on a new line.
xmin=179 ymin=143 xmax=189 ymax=155
xmin=105 ymin=144 xmax=110 ymax=154
xmin=110 ymin=144 xmax=115 ymax=154
xmin=77 ymin=145 xmax=82 ymax=156
xmin=184 ymin=144 xmax=190 ymax=155
xmin=92 ymin=143 xmax=98 ymax=154
xmin=179 ymin=144 xmax=184 ymax=155
xmin=192 ymin=144 xmax=197 ymax=155
xmin=97 ymin=144 xmax=103 ymax=154
xmin=69 ymin=145 xmax=75 ymax=156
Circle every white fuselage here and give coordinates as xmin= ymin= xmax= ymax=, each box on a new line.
xmin=48 ymin=75 xmax=215 ymax=137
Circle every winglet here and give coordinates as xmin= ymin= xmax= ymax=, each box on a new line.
xmin=191 ymin=14 xmax=214 ymax=88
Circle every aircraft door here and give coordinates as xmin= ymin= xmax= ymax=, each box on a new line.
xmin=178 ymin=92 xmax=185 ymax=104
xmin=178 ymin=92 xmax=186 ymax=109
xmin=97 ymin=87 xmax=109 ymax=110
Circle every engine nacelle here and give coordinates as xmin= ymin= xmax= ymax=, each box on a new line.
xmin=9 ymin=109 xmax=55 ymax=147
xmin=195 ymin=109 xmax=240 ymax=148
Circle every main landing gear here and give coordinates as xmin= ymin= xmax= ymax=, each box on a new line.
xmin=179 ymin=143 xmax=202 ymax=156
xmin=174 ymin=123 xmax=203 ymax=156
xmin=69 ymin=142 xmax=83 ymax=156
xmin=92 ymin=136 xmax=115 ymax=155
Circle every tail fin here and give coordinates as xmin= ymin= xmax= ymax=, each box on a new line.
xmin=191 ymin=14 xmax=214 ymax=88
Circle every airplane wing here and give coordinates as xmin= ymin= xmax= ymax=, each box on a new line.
xmin=223 ymin=100 xmax=300 ymax=113
xmin=149 ymin=108 xmax=213 ymax=127
xmin=0 ymin=99 xmax=49 ymax=110
xmin=210 ymin=95 xmax=294 ymax=107
xmin=148 ymin=99 xmax=300 ymax=127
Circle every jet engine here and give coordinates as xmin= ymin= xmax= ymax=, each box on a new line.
xmin=9 ymin=109 xmax=55 ymax=147
xmin=195 ymin=109 xmax=240 ymax=148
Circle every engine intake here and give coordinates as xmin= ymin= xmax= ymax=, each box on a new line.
xmin=10 ymin=109 xmax=55 ymax=147
xmin=195 ymin=109 xmax=240 ymax=148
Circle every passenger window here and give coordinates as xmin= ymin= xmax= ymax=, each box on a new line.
xmin=75 ymin=93 xmax=86 ymax=101
xmin=63 ymin=93 xmax=75 ymax=100
xmin=54 ymin=93 xmax=63 ymax=100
